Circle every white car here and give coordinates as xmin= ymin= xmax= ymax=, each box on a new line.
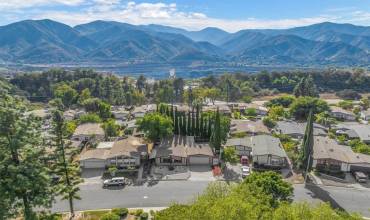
xmin=103 ymin=177 xmax=125 ymax=187
xmin=241 ymin=166 xmax=251 ymax=178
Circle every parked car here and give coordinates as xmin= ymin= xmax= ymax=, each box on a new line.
xmin=103 ymin=177 xmax=126 ymax=187
xmin=354 ymin=172 xmax=368 ymax=183
xmin=240 ymin=156 xmax=249 ymax=166
xmin=241 ymin=166 xmax=251 ymax=178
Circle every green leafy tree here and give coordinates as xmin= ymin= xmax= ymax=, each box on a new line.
xmin=290 ymin=97 xmax=329 ymax=119
xmin=78 ymin=88 xmax=91 ymax=105
xmin=136 ymin=75 xmax=146 ymax=93
xmin=315 ymin=111 xmax=335 ymax=129
xmin=102 ymin=119 xmax=120 ymax=139
xmin=268 ymin=106 xmax=286 ymax=120
xmin=51 ymin=110 xmax=83 ymax=218
xmin=98 ymin=101 xmax=112 ymax=120
xmin=0 ymin=95 xmax=53 ymax=219
xmin=137 ymin=113 xmax=173 ymax=142
xmin=266 ymin=95 xmax=295 ymax=108
xmin=263 ymin=117 xmax=277 ymax=128
xmin=293 ymin=75 xmax=319 ymax=98
xmin=82 ymin=98 xmax=101 ymax=112
xmin=241 ymin=171 xmax=293 ymax=207
xmin=53 ymin=84 xmax=78 ymax=108
xmin=222 ymin=147 xmax=239 ymax=164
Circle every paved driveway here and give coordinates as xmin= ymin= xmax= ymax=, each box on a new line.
xmin=188 ymin=165 xmax=215 ymax=181
xmin=81 ymin=168 xmax=104 ymax=185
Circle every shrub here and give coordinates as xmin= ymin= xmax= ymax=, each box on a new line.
xmin=266 ymin=95 xmax=295 ymax=108
xmin=245 ymin=108 xmax=257 ymax=117
xmin=222 ymin=147 xmax=239 ymax=164
xmin=112 ymin=208 xmax=128 ymax=217
xmin=262 ymin=117 xmax=276 ymax=128
xmin=140 ymin=212 xmax=149 ymax=220
xmin=232 ymin=132 xmax=247 ymax=138
xmin=79 ymin=113 xmax=102 ymax=123
xmin=101 ymin=213 xmax=120 ymax=220
xmin=135 ymin=209 xmax=144 ymax=216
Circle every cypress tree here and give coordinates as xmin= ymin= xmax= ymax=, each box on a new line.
xmin=207 ymin=116 xmax=212 ymax=139
xmin=210 ymin=109 xmax=222 ymax=152
xmin=199 ymin=113 xmax=204 ymax=138
xmin=176 ymin=112 xmax=182 ymax=134
xmin=301 ymin=109 xmax=314 ymax=171
xmin=187 ymin=111 xmax=191 ymax=136
xmin=171 ymin=105 xmax=174 ymax=121
xmin=195 ymin=105 xmax=200 ymax=136
xmin=174 ymin=108 xmax=179 ymax=134
xmin=182 ymin=113 xmax=186 ymax=135
xmin=191 ymin=109 xmax=196 ymax=136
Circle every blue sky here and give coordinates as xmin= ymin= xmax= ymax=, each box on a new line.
xmin=1 ymin=0 xmax=370 ymax=32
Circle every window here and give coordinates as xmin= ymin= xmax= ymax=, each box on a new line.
xmin=161 ymin=158 xmax=172 ymax=163
xmin=173 ymin=158 xmax=183 ymax=164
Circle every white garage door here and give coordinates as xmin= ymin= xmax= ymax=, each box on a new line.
xmin=189 ymin=156 xmax=210 ymax=165
xmin=82 ymin=159 xmax=106 ymax=168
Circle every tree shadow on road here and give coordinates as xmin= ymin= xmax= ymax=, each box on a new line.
xmin=304 ymin=183 xmax=346 ymax=211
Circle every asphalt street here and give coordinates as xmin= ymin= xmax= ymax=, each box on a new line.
xmin=52 ymin=181 xmax=370 ymax=217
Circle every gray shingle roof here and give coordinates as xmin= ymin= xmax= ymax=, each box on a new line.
xmin=276 ymin=121 xmax=327 ymax=137
xmin=250 ymin=135 xmax=287 ymax=158
xmin=73 ymin=123 xmax=104 ymax=136
xmin=335 ymin=122 xmax=370 ymax=142
xmin=153 ymin=135 xmax=213 ymax=158
xmin=225 ymin=135 xmax=287 ymax=158
xmin=313 ymin=136 xmax=370 ymax=164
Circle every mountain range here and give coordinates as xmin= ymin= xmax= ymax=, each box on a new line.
xmin=0 ymin=19 xmax=369 ymax=66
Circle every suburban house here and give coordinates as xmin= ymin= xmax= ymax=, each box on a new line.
xmin=63 ymin=109 xmax=77 ymax=121
xmin=72 ymin=123 xmax=105 ymax=142
xmin=312 ymin=136 xmax=370 ymax=173
xmin=105 ymin=137 xmax=148 ymax=167
xmin=132 ymin=106 xmax=146 ymax=118
xmin=224 ymin=138 xmax=252 ymax=156
xmin=330 ymin=106 xmax=356 ymax=121
xmin=334 ymin=122 xmax=370 ymax=143
xmin=251 ymin=135 xmax=288 ymax=168
xmin=112 ymin=108 xmax=130 ymax=120
xmin=224 ymin=135 xmax=288 ymax=168
xmin=275 ymin=121 xmax=327 ymax=139
xmin=132 ymin=104 xmax=157 ymax=118
xmin=360 ymin=109 xmax=370 ymax=121
xmin=151 ymin=135 xmax=215 ymax=166
xmin=79 ymin=136 xmax=147 ymax=169
xmin=230 ymin=119 xmax=270 ymax=135
xmin=79 ymin=148 xmax=110 ymax=168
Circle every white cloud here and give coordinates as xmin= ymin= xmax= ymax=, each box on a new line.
xmin=1 ymin=1 xmax=369 ymax=32
xmin=0 ymin=0 xmax=85 ymax=9
xmin=29 ymin=1 xmax=336 ymax=32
